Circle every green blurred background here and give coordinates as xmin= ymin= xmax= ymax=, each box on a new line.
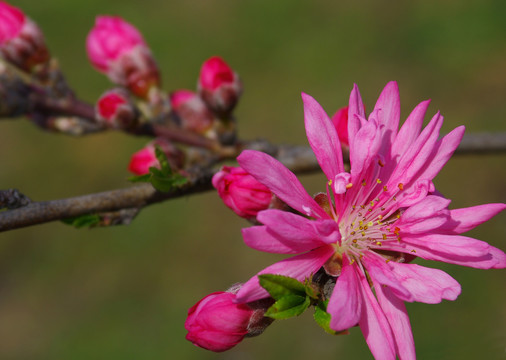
xmin=1 ymin=0 xmax=505 ymax=359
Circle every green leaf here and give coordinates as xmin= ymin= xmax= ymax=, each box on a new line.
xmin=258 ymin=274 xmax=306 ymax=300
xmin=264 ymin=294 xmax=311 ymax=320
xmin=128 ymin=174 xmax=151 ymax=183
xmin=127 ymin=146 xmax=188 ymax=192
xmin=61 ymin=214 xmax=101 ymax=228
xmin=313 ymin=300 xmax=347 ymax=335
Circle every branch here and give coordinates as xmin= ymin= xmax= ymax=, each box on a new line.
xmin=1 ymin=132 xmax=505 ymax=232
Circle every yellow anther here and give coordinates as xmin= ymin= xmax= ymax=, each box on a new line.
xmin=364 ymin=226 xmax=369 ymax=230
xmin=346 ymin=183 xmax=353 ymax=189
xmin=350 ymin=231 xmax=356 ymax=235
xmin=367 ymin=221 xmax=374 ymax=227
xmin=362 ymin=180 xmax=367 ymax=186
xmin=376 ymin=241 xmax=382 ymax=246
xmin=352 ymin=239 xmax=357 ymax=243
xmin=398 ymin=183 xmax=404 ymax=190
xmin=328 ymin=179 xmax=332 ymax=186
xmin=360 ymin=205 xmax=365 ymax=209
xmin=382 ymin=234 xmax=387 ymax=240
xmin=368 ymin=209 xmax=373 ymax=212
xmin=376 ymin=178 xmax=382 ymax=184
xmin=361 ymin=231 xmax=366 ymax=236
xmin=393 ymin=196 xmax=397 ymax=201
xmin=411 ymin=249 xmax=416 ymax=253
xmin=370 ymin=201 xmax=375 ymax=207
xmin=383 ymin=186 xmax=388 ymax=192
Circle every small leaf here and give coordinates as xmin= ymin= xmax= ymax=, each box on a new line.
xmin=258 ymin=274 xmax=306 ymax=300
xmin=127 ymin=147 xmax=188 ymax=193
xmin=314 ymin=301 xmax=348 ymax=335
xmin=265 ymin=294 xmax=310 ymax=320
xmin=62 ymin=214 xmax=101 ymax=228
xmin=154 ymin=146 xmax=172 ymax=175
xmin=128 ymin=174 xmax=151 ymax=183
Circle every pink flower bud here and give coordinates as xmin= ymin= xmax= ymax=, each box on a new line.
xmin=331 ymin=106 xmax=349 ymax=147
xmin=128 ymin=138 xmax=184 ymax=175
xmin=0 ymin=2 xmax=49 ymax=71
xmin=169 ymin=89 xmax=214 ymax=134
xmin=185 ymin=291 xmax=254 ymax=352
xmin=96 ymin=89 xmax=138 ymax=129
xmin=212 ymin=166 xmax=272 ymax=218
xmin=198 ymin=56 xmax=242 ymax=116
xmin=86 ymin=16 xmax=160 ymax=98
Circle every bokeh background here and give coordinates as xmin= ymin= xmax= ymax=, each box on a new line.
xmin=1 ymin=0 xmax=505 ymax=359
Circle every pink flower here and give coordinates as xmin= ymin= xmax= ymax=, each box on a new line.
xmin=169 ymin=89 xmax=214 ymax=133
xmin=235 ymin=81 xmax=505 ymax=359
xmin=185 ymin=291 xmax=254 ymax=352
xmin=96 ymin=89 xmax=137 ymax=129
xmin=212 ymin=166 xmax=273 ymax=219
xmin=128 ymin=139 xmax=183 ymax=175
xmin=198 ymin=56 xmax=242 ymax=115
xmin=86 ymin=16 xmax=160 ymax=98
xmin=0 ymin=1 xmax=49 ymax=71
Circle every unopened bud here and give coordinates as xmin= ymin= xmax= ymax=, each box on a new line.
xmin=212 ymin=166 xmax=273 ymax=219
xmin=128 ymin=138 xmax=184 ymax=175
xmin=169 ymin=89 xmax=214 ymax=134
xmin=185 ymin=290 xmax=272 ymax=352
xmin=96 ymin=88 xmax=138 ymax=129
xmin=0 ymin=1 xmax=49 ymax=71
xmin=198 ymin=56 xmax=242 ymax=116
xmin=86 ymin=16 xmax=160 ymax=98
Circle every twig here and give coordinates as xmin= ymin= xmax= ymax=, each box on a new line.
xmin=0 ymin=132 xmax=505 ymax=232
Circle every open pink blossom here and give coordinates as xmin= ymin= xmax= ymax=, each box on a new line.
xmin=235 ymin=81 xmax=505 ymax=360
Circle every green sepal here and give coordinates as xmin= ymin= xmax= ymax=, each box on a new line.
xmin=61 ymin=214 xmax=101 ymax=228
xmin=127 ymin=146 xmax=188 ymax=192
xmin=303 ymin=277 xmax=319 ymax=299
xmin=313 ymin=300 xmax=347 ymax=335
xmin=264 ymin=294 xmax=311 ymax=320
xmin=258 ymin=274 xmax=306 ymax=300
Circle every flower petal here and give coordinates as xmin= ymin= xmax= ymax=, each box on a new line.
xmin=242 ymin=226 xmax=305 ymax=254
xmin=387 ymin=262 xmax=461 ymax=303
xmin=415 ymin=125 xmax=465 ymax=183
xmin=442 ymin=203 xmax=506 ymax=235
xmin=347 ymin=84 xmax=366 ymax=152
xmin=237 ymin=150 xmax=328 ymax=219
xmin=358 ymin=270 xmax=396 ymax=360
xmin=383 ymin=238 xmax=504 ymax=269
xmin=257 ymin=209 xmax=340 ymax=246
xmin=328 ymin=257 xmax=363 ymax=331
xmin=302 ymin=92 xmax=344 ymax=181
xmin=349 ymin=117 xmax=382 ymax=180
xmin=391 ymin=99 xmax=430 ymax=160
xmin=373 ymin=81 xmax=400 ymax=150
xmin=235 ymin=245 xmax=334 ymax=303
xmin=373 ymin=280 xmax=416 ymax=360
